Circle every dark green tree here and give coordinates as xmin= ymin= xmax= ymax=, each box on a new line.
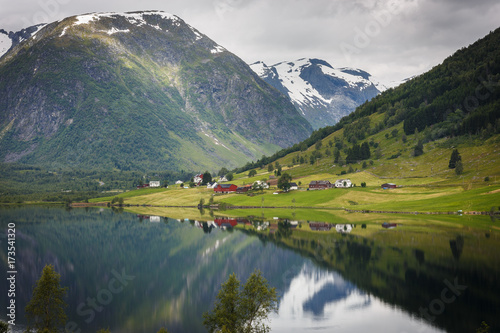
xmin=267 ymin=164 xmax=274 ymax=172
xmin=248 ymin=170 xmax=257 ymax=178
xmin=25 ymin=264 xmax=68 ymax=333
xmin=448 ymin=149 xmax=462 ymax=169
xmin=203 ymin=270 xmax=278 ymax=333
xmin=476 ymin=321 xmax=490 ymax=333
xmin=334 ymin=149 xmax=341 ymax=164
xmin=414 ymin=141 xmax=424 ymax=157
xmin=361 ymin=142 xmax=371 ymax=159
xmin=218 ymin=167 xmax=229 ymax=177
xmin=226 ymin=173 xmax=234 ymax=181
xmin=277 ymin=173 xmax=293 ymax=192
xmin=202 ymin=171 xmax=213 ymax=185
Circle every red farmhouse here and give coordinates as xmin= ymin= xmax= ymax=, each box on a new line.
xmin=214 ymin=184 xmax=238 ymax=193
xmin=214 ymin=217 xmax=238 ymax=228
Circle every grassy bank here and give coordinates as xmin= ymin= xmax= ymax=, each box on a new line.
xmin=97 ymin=180 xmax=500 ymax=214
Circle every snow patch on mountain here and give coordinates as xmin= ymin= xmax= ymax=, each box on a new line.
xmin=30 ymin=24 xmax=48 ymax=39
xmin=250 ymin=58 xmax=382 ymax=129
xmin=0 ymin=32 xmax=11 ymax=58
xmin=374 ymin=76 xmax=415 ymax=90
xmin=271 ymin=59 xmax=330 ymax=109
xmin=211 ymin=45 xmax=226 ymax=54
xmin=105 ymin=27 xmax=131 ymax=35
xmin=73 ymin=11 xmax=180 ymax=28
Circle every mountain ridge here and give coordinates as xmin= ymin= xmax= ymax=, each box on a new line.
xmin=250 ymin=58 xmax=381 ymax=129
xmin=0 ymin=10 xmax=313 ymax=171
xmin=236 ymin=27 xmax=500 ymax=174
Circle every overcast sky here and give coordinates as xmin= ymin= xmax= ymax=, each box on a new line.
xmin=1 ymin=0 xmax=499 ymax=84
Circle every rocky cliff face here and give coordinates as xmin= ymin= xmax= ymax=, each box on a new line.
xmin=0 ymin=11 xmax=312 ymax=171
xmin=250 ymin=58 xmax=381 ymax=130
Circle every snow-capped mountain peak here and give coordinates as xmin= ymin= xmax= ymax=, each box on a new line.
xmin=250 ymin=58 xmax=382 ymax=129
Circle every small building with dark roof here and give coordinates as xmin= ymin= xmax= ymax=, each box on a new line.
xmin=308 ymin=180 xmax=333 ymax=190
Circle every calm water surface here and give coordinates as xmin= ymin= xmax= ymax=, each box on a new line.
xmin=0 ymin=207 xmax=499 ymax=333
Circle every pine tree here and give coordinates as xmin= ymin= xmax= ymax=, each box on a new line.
xmin=448 ymin=149 xmax=462 ymax=169
xmin=334 ymin=149 xmax=341 ymax=163
xmin=414 ymin=141 xmax=424 ymax=157
xmin=361 ymin=142 xmax=371 ymax=160
xmin=25 ymin=265 xmax=68 ymax=333
xmin=202 ymin=171 xmax=213 ymax=185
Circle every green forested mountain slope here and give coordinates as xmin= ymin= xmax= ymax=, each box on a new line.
xmin=237 ymin=27 xmax=500 ymax=172
xmin=0 ymin=11 xmax=312 ymax=172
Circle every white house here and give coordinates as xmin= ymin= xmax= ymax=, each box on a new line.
xmin=289 ymin=182 xmax=299 ymax=190
xmin=207 ymin=182 xmax=218 ymax=189
xmin=193 ymin=174 xmax=203 ymax=185
xmin=219 ymin=175 xmax=228 ymax=182
xmin=149 ymin=181 xmax=161 ymax=188
xmin=150 ymin=216 xmax=161 ymax=223
xmin=335 ymin=179 xmax=352 ymax=188
xmin=252 ymin=180 xmax=269 ymax=190
xmin=335 ymin=224 xmax=353 ymax=233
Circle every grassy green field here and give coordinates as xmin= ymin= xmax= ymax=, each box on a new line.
xmin=99 ymin=180 xmax=500 ymax=214
xmin=88 ymin=128 xmax=500 ymax=214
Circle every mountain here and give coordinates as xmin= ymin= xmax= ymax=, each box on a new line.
xmin=250 ymin=58 xmax=381 ymax=130
xmin=237 ymin=28 xmax=500 ymax=175
xmin=0 ymin=24 xmax=47 ymax=58
xmin=0 ymin=11 xmax=312 ymax=172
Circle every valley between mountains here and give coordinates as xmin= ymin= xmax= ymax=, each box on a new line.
xmin=0 ymin=11 xmax=499 ymax=210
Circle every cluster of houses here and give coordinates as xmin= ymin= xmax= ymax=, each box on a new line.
xmin=308 ymin=179 xmax=352 ymax=190
xmin=213 ymin=181 xmax=299 ymax=194
xmin=210 ymin=178 xmax=354 ymax=194
xmin=193 ymin=173 xmax=229 ymax=186
xmin=138 ymin=175 xmax=396 ymax=192
xmin=135 ymin=213 xmax=355 ymax=234
xmin=306 ymin=180 xmax=399 ymax=190
xmin=136 ymin=180 xmax=161 ymax=189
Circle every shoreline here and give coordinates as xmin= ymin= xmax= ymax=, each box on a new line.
xmin=69 ymin=202 xmax=498 ymax=216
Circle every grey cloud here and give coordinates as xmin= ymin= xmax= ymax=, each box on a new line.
xmin=0 ymin=0 xmax=499 ymax=83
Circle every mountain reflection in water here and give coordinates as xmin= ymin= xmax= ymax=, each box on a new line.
xmin=0 ymin=207 xmax=498 ymax=333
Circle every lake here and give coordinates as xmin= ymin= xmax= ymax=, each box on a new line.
xmin=1 ymin=206 xmax=499 ymax=333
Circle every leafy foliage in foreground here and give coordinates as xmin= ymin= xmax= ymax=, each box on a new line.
xmin=203 ymin=270 xmax=278 ymax=333
xmin=25 ymin=265 xmax=68 ymax=333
